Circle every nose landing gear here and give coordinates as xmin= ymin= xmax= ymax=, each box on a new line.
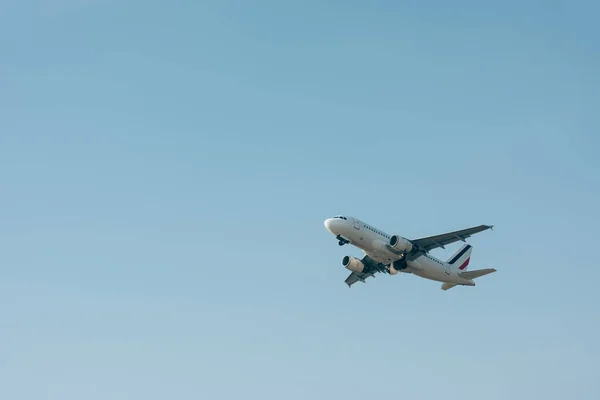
xmin=336 ymin=235 xmax=350 ymax=246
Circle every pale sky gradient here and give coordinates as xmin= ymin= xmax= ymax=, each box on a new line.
xmin=1 ymin=1 xmax=599 ymax=399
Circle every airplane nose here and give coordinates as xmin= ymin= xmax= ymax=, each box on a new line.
xmin=324 ymin=218 xmax=335 ymax=233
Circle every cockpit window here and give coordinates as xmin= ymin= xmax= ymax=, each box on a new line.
xmin=333 ymin=216 xmax=347 ymax=220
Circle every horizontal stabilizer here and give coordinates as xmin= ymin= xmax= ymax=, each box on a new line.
xmin=441 ymin=283 xmax=457 ymax=291
xmin=459 ymin=268 xmax=497 ymax=280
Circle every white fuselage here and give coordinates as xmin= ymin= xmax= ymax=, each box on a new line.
xmin=324 ymin=216 xmax=474 ymax=285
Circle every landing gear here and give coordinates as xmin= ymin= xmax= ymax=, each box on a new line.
xmin=336 ymin=235 xmax=349 ymax=246
xmin=391 ymin=259 xmax=407 ymax=271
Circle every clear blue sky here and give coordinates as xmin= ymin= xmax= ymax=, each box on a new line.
xmin=1 ymin=1 xmax=599 ymax=399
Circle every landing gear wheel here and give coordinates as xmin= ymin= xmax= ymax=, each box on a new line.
xmin=338 ymin=240 xmax=345 ymax=246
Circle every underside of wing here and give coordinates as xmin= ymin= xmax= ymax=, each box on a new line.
xmin=343 ymin=255 xmax=386 ymax=287
xmin=344 ymin=271 xmax=375 ymax=287
xmin=411 ymin=225 xmax=493 ymax=253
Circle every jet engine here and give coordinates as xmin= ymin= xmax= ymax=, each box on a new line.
xmin=342 ymin=256 xmax=365 ymax=273
xmin=389 ymin=235 xmax=413 ymax=253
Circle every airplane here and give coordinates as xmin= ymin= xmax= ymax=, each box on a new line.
xmin=323 ymin=216 xmax=496 ymax=290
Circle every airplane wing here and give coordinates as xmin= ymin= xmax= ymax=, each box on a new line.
xmin=411 ymin=225 xmax=493 ymax=253
xmin=344 ymin=271 xmax=375 ymax=287
xmin=344 ymin=255 xmax=385 ymax=287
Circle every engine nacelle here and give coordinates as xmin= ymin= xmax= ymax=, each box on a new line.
xmin=342 ymin=256 xmax=365 ymax=273
xmin=389 ymin=235 xmax=413 ymax=253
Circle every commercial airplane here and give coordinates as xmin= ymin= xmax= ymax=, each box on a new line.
xmin=324 ymin=216 xmax=496 ymax=290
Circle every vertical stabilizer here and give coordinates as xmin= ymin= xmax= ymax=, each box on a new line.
xmin=446 ymin=244 xmax=472 ymax=271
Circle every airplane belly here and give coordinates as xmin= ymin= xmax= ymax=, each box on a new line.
xmin=412 ymin=261 xmax=458 ymax=283
xmin=370 ymin=239 xmax=395 ymax=264
xmin=413 ymin=269 xmax=450 ymax=283
xmin=347 ymin=232 xmax=396 ymax=264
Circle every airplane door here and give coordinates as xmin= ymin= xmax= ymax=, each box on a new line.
xmin=353 ymin=219 xmax=360 ymax=230
xmin=444 ymin=263 xmax=451 ymax=275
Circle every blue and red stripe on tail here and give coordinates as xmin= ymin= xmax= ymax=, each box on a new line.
xmin=446 ymin=244 xmax=472 ymax=271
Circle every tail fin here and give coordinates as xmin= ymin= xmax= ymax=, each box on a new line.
xmin=446 ymin=244 xmax=472 ymax=271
